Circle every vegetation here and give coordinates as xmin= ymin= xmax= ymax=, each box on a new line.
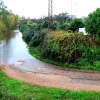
xmin=0 ymin=2 xmax=100 ymax=100
xmin=85 ymin=8 xmax=100 ymax=44
xmin=20 ymin=22 xmax=100 ymax=70
xmin=0 ymin=69 xmax=100 ymax=100
xmin=85 ymin=8 xmax=100 ymax=36
xmin=53 ymin=12 xmax=70 ymax=24
xmin=70 ymin=18 xmax=84 ymax=32
xmin=0 ymin=0 xmax=19 ymax=39
xmin=19 ymin=8 xmax=100 ymax=70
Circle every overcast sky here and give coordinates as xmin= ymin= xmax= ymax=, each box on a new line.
xmin=3 ymin=0 xmax=100 ymax=18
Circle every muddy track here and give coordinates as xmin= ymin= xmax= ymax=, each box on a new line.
xmin=2 ymin=58 xmax=100 ymax=92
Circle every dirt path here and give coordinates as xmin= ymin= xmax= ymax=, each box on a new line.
xmin=2 ymin=64 xmax=100 ymax=92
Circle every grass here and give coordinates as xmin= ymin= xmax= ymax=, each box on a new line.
xmin=0 ymin=69 xmax=100 ymax=100
xmin=29 ymin=47 xmax=66 ymax=67
xmin=29 ymin=47 xmax=100 ymax=71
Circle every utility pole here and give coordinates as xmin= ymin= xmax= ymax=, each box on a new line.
xmin=48 ymin=0 xmax=53 ymax=31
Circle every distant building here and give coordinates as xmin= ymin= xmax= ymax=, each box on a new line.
xmin=79 ymin=28 xmax=88 ymax=35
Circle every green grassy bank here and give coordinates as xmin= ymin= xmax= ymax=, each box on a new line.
xmin=0 ymin=69 xmax=100 ymax=100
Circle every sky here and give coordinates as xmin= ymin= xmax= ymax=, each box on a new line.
xmin=3 ymin=0 xmax=100 ymax=19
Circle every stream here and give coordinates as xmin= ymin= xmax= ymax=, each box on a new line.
xmin=0 ymin=30 xmax=67 ymax=73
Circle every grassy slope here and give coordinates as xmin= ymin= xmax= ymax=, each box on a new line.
xmin=0 ymin=69 xmax=100 ymax=100
xmin=29 ymin=47 xmax=100 ymax=71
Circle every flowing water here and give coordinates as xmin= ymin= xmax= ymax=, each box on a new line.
xmin=0 ymin=30 xmax=63 ymax=72
xmin=0 ymin=30 xmax=32 ymax=65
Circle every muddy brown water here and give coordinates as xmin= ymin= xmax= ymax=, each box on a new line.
xmin=0 ymin=30 xmax=100 ymax=90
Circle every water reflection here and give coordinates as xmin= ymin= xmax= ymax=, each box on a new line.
xmin=0 ymin=30 xmax=32 ymax=66
xmin=0 ymin=30 xmax=63 ymax=72
xmin=0 ymin=39 xmax=9 ymax=65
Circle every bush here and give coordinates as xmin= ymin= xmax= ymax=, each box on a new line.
xmin=41 ymin=32 xmax=100 ymax=68
xmin=29 ymin=29 xmax=47 ymax=47
xmin=22 ymin=29 xmax=34 ymax=44
xmin=42 ymin=20 xmax=48 ymax=28
xmin=60 ymin=22 xmax=70 ymax=31
xmin=20 ymin=24 xmax=47 ymax=47
xmin=20 ymin=24 xmax=28 ymax=33
xmin=42 ymin=33 xmax=83 ymax=62
xmin=42 ymin=21 xmax=60 ymax=30
xmin=51 ymin=22 xmax=59 ymax=30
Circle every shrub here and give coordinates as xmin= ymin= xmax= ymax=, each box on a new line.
xmin=51 ymin=22 xmax=58 ymax=30
xmin=42 ymin=20 xmax=48 ymax=28
xmin=20 ymin=24 xmax=28 ymax=33
xmin=60 ymin=22 xmax=70 ymax=31
xmin=41 ymin=32 xmax=100 ymax=68
xmin=29 ymin=29 xmax=47 ymax=47
xmin=22 ymin=29 xmax=34 ymax=44
xmin=20 ymin=24 xmax=47 ymax=47
xmin=42 ymin=33 xmax=82 ymax=62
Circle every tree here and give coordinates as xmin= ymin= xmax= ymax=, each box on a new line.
xmin=6 ymin=14 xmax=19 ymax=30
xmin=53 ymin=12 xmax=69 ymax=24
xmin=0 ymin=21 xmax=7 ymax=34
xmin=68 ymin=14 xmax=76 ymax=21
xmin=0 ymin=0 xmax=19 ymax=34
xmin=70 ymin=18 xmax=84 ymax=32
xmin=85 ymin=8 xmax=100 ymax=36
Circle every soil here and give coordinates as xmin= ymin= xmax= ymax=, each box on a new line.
xmin=2 ymin=64 xmax=100 ymax=92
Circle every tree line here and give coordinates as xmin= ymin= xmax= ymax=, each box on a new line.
xmin=0 ymin=0 xmax=19 ymax=38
